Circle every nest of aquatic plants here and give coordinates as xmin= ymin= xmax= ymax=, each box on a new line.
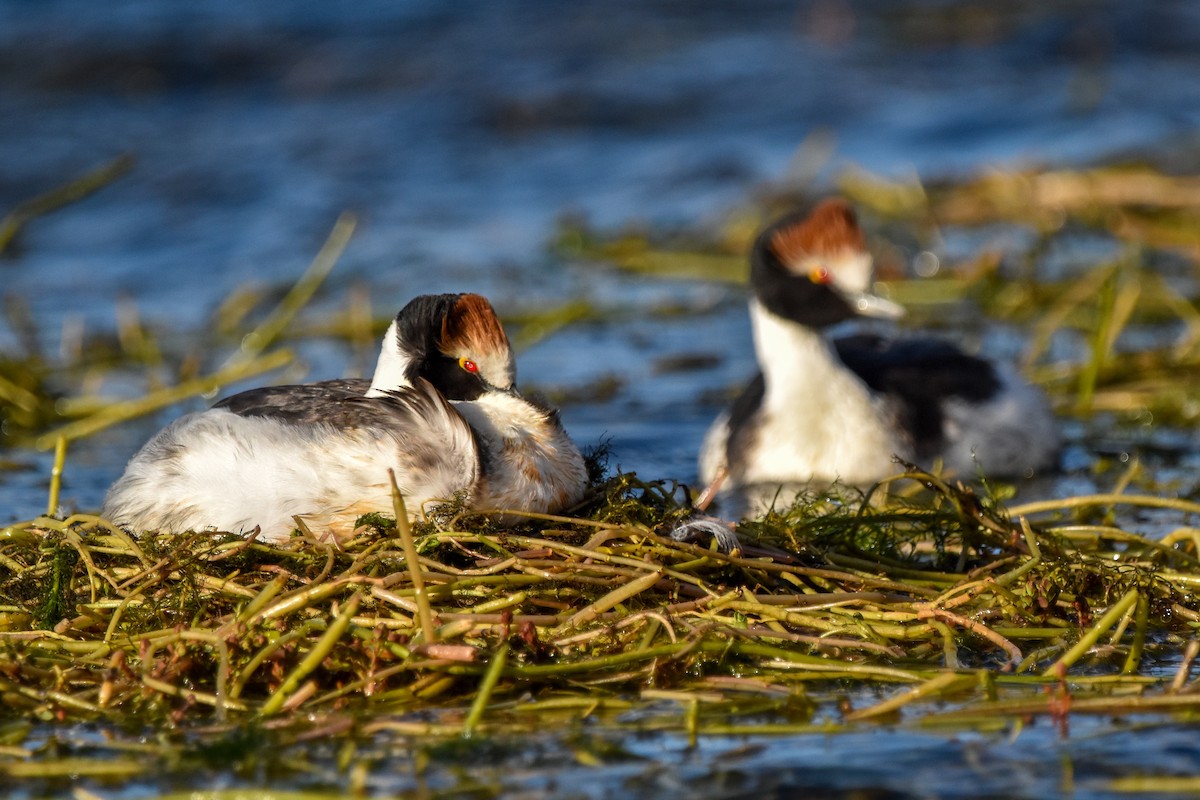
xmin=3 ymin=467 xmax=1200 ymax=757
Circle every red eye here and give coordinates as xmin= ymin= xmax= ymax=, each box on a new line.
xmin=809 ymin=266 xmax=831 ymax=284
xmin=459 ymin=358 xmax=479 ymax=374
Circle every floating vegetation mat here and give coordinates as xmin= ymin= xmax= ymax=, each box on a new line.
xmin=4 ymin=469 xmax=1200 ymax=787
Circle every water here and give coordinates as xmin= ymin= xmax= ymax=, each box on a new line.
xmin=12 ymin=715 xmax=1200 ymax=799
xmin=3 ymin=1 xmax=1200 ymax=795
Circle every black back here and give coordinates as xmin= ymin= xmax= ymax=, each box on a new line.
xmin=834 ymin=333 xmax=1001 ymax=454
xmin=213 ymin=293 xmax=494 ymax=424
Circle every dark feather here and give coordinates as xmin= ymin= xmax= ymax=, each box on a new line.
xmin=724 ymin=372 xmax=766 ymax=480
xmin=214 ymin=379 xmax=372 ymax=424
xmin=215 ymin=377 xmax=479 ymax=439
xmin=833 ymin=334 xmax=1001 ymax=454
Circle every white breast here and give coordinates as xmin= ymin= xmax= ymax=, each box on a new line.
xmin=741 ymin=304 xmax=906 ymax=487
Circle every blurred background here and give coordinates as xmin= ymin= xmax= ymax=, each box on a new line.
xmin=2 ymin=0 xmax=1200 ymax=521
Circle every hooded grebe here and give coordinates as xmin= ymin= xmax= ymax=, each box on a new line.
xmin=699 ymin=199 xmax=1059 ymax=516
xmin=103 ymin=293 xmax=588 ymax=541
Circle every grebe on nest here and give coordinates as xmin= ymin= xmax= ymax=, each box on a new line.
xmin=103 ymin=293 xmax=588 ymax=541
xmin=699 ymin=199 xmax=1059 ymax=517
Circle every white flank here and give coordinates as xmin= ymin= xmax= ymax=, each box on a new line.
xmin=102 ymin=387 xmax=479 ymax=541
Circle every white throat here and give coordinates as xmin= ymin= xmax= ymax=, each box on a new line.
xmin=749 ymin=300 xmax=856 ymax=411
xmin=366 ymin=320 xmax=415 ymax=398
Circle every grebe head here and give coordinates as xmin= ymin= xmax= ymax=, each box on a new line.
xmin=751 ymin=198 xmax=904 ymax=329
xmin=368 ymin=293 xmax=516 ymax=399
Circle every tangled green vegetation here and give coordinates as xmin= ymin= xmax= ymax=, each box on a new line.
xmin=2 ymin=156 xmax=1200 ymax=792
xmin=4 ymin=468 xmax=1200 ymax=783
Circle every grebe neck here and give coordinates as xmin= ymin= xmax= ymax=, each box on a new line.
xmin=366 ymin=320 xmax=414 ymax=398
xmin=749 ymin=300 xmax=866 ymax=411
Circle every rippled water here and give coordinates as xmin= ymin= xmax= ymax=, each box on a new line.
xmin=3 ymin=1 xmax=1200 ymax=796
xmin=12 ymin=713 xmax=1200 ymax=800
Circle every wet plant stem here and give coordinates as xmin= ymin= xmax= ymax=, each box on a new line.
xmin=261 ymin=591 xmax=362 ymax=716
xmin=462 ymin=642 xmax=510 ymax=737
xmin=390 ymin=470 xmax=436 ymax=644
xmin=35 ymin=349 xmax=293 ymax=449
xmin=1042 ymin=588 xmax=1140 ymax=677
xmin=221 ymin=211 xmax=357 ymax=370
xmin=45 ymin=437 xmax=66 ymax=516
xmin=0 ymin=154 xmax=134 ymax=254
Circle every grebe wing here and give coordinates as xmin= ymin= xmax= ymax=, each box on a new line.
xmin=341 ymin=379 xmax=482 ymax=505
xmin=833 ymin=334 xmax=1002 ymax=447
xmin=834 ymin=335 xmax=1001 ymax=401
xmin=215 ymin=378 xmax=480 ymax=492
xmin=722 ymin=372 xmax=766 ymax=481
xmin=214 ymin=378 xmax=371 ymax=423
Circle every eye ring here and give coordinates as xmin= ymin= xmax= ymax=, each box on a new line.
xmin=458 ymin=357 xmax=479 ymax=374
xmin=809 ymin=265 xmax=831 ymax=284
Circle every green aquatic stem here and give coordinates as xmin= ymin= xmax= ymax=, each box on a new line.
xmin=390 ymin=471 xmax=436 ymax=645
xmin=921 ymin=689 xmax=1200 ymax=725
xmin=260 ymin=591 xmax=362 ymax=716
xmin=1076 ymin=264 xmax=1117 ymax=414
xmin=1121 ymin=592 xmax=1150 ymax=675
xmin=1107 ymin=777 xmax=1200 ymax=793
xmin=45 ymin=437 xmax=66 ymax=516
xmin=0 ymin=373 xmax=41 ymax=417
xmin=1042 ymin=588 xmax=1141 ymax=677
xmin=228 ymin=620 xmax=326 ymax=701
xmin=508 ymin=300 xmax=596 ymax=352
xmin=844 ymin=671 xmax=971 ymax=721
xmin=0 ymin=756 xmax=148 ymax=780
xmin=462 ymin=642 xmax=510 ymax=737
xmin=555 ymin=567 xmax=664 ymax=635
xmin=220 ymin=211 xmax=357 ymax=370
xmin=232 ymin=574 xmax=291 ymax=626
xmin=35 ymin=348 xmax=294 ymax=449
xmin=1008 ymin=493 xmax=1200 ymax=518
xmin=0 ymin=154 xmax=135 ymax=254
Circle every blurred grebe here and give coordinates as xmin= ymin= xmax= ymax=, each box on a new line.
xmin=699 ymin=199 xmax=1059 ymax=516
xmin=103 ymin=293 xmax=588 ymax=541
